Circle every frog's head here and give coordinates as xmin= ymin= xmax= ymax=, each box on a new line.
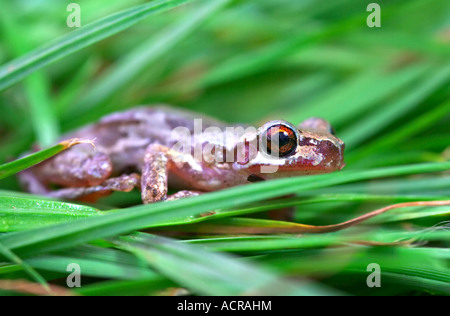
xmin=234 ymin=118 xmax=345 ymax=181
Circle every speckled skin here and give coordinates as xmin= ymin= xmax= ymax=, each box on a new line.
xmin=19 ymin=105 xmax=345 ymax=203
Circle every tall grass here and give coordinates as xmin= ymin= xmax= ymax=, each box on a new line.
xmin=0 ymin=0 xmax=449 ymax=295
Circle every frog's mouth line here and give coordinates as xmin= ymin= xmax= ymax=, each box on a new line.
xmin=247 ymin=174 xmax=265 ymax=183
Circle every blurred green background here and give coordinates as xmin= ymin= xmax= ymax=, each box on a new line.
xmin=0 ymin=0 xmax=449 ymax=296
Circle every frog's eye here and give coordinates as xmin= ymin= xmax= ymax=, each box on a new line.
xmin=262 ymin=124 xmax=297 ymax=158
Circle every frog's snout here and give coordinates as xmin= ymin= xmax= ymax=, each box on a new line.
xmin=308 ymin=137 xmax=345 ymax=172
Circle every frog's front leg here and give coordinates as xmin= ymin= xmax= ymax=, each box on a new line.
xmin=19 ymin=146 xmax=140 ymax=202
xmin=47 ymin=173 xmax=140 ymax=201
xmin=141 ymin=144 xmax=202 ymax=203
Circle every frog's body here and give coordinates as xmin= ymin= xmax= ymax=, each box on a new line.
xmin=19 ymin=105 xmax=345 ymax=203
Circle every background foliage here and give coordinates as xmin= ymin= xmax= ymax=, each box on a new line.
xmin=0 ymin=0 xmax=449 ymax=296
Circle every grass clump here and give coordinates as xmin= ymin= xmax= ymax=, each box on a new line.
xmin=0 ymin=0 xmax=449 ymax=296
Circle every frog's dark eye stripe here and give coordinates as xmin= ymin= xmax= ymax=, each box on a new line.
xmin=262 ymin=124 xmax=297 ymax=158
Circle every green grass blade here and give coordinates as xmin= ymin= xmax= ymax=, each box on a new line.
xmin=289 ymin=63 xmax=432 ymax=125
xmin=199 ymin=12 xmax=366 ymax=88
xmin=348 ymin=99 xmax=450 ymax=164
xmin=0 ymin=241 xmax=49 ymax=289
xmin=116 ymin=233 xmax=339 ymax=295
xmin=255 ymin=246 xmax=450 ymax=294
xmin=23 ymin=74 xmax=59 ymax=147
xmin=71 ymin=0 xmax=230 ymax=118
xmin=0 ymin=0 xmax=194 ymax=91
xmin=1 ymin=191 xmax=446 ymax=233
xmin=0 ymin=0 xmax=449 ymax=297
xmin=0 ymin=3 xmax=59 ymax=147
xmin=0 ymin=161 xmax=449 ymax=259
xmin=28 ymin=254 xmax=156 ymax=281
xmin=0 ymin=139 xmax=93 ymax=179
xmin=187 ymin=229 xmax=450 ymax=253
xmin=75 ymin=278 xmax=175 ymax=296
xmin=0 ymin=196 xmax=101 ymax=232
xmin=341 ymin=63 xmax=450 ymax=149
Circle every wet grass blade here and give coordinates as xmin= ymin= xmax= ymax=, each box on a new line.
xmin=0 ymin=196 xmax=101 ymax=232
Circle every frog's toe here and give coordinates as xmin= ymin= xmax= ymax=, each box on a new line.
xmin=85 ymin=153 xmax=113 ymax=186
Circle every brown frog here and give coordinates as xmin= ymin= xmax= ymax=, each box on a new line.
xmin=19 ymin=105 xmax=345 ymax=203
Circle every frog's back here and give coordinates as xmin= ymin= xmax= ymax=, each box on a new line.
xmin=66 ymin=105 xmax=228 ymax=172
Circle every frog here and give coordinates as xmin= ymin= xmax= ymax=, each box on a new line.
xmin=18 ymin=105 xmax=345 ymax=203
